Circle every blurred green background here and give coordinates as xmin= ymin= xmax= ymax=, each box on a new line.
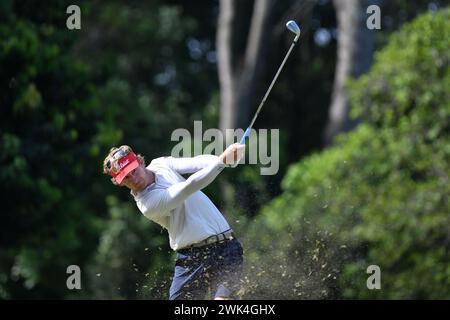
xmin=0 ymin=0 xmax=448 ymax=299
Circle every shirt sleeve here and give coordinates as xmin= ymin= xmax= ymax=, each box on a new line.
xmin=137 ymin=157 xmax=226 ymax=219
xmin=164 ymin=155 xmax=221 ymax=175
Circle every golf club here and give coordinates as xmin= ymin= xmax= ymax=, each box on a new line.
xmin=239 ymin=20 xmax=301 ymax=144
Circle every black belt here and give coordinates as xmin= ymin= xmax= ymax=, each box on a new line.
xmin=180 ymin=229 xmax=235 ymax=251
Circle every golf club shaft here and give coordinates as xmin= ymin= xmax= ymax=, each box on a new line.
xmin=239 ymin=36 xmax=300 ymax=144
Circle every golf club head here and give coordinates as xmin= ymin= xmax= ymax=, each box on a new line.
xmin=286 ymin=20 xmax=301 ymax=40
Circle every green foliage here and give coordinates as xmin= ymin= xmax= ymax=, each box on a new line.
xmin=242 ymin=9 xmax=449 ymax=299
xmin=87 ymin=196 xmax=174 ymax=299
xmin=0 ymin=1 xmax=107 ymax=298
xmin=80 ymin=0 xmax=219 ymax=157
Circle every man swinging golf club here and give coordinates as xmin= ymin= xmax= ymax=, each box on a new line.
xmin=103 ymin=143 xmax=246 ymax=300
xmin=103 ymin=20 xmax=301 ymax=300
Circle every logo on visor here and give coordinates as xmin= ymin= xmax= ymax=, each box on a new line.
xmin=112 ymin=158 xmax=131 ymax=173
xmin=118 ymin=159 xmax=130 ymax=169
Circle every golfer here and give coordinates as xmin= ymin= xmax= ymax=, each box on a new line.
xmin=103 ymin=143 xmax=245 ymax=300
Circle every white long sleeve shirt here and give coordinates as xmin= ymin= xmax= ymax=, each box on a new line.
xmin=131 ymin=155 xmax=231 ymax=250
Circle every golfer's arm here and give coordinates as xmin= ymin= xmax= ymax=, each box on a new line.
xmin=166 ymin=155 xmax=221 ymax=174
xmin=139 ymin=158 xmax=226 ymax=218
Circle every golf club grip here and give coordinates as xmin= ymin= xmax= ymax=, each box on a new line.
xmin=239 ymin=127 xmax=252 ymax=144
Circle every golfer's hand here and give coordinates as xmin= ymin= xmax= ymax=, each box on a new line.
xmin=219 ymin=143 xmax=246 ymax=167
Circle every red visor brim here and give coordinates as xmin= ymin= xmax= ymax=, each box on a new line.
xmin=113 ymin=160 xmax=139 ymax=184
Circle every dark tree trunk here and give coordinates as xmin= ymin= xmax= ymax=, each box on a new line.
xmin=324 ymin=0 xmax=378 ymax=145
xmin=217 ymin=0 xmax=274 ymax=132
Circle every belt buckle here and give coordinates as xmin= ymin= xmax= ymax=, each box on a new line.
xmin=191 ymin=230 xmax=234 ymax=249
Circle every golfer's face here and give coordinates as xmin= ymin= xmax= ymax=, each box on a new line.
xmin=120 ymin=165 xmax=147 ymax=191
